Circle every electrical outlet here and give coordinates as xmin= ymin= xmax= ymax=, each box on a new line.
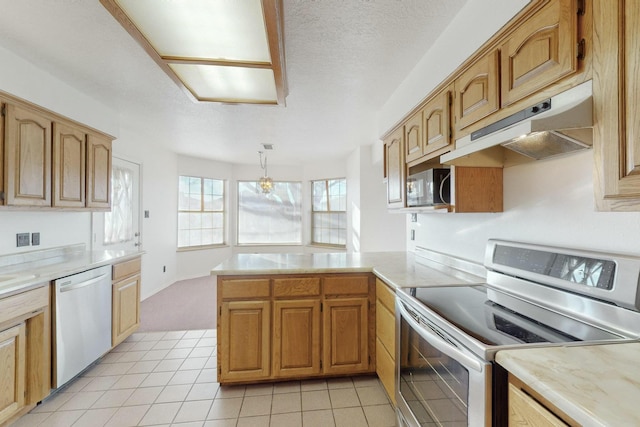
xmin=32 ymin=232 xmax=40 ymax=246
xmin=16 ymin=233 xmax=30 ymax=247
xmin=144 ymin=210 xmax=150 ymax=218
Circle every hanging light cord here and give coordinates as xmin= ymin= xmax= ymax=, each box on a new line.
xmin=259 ymin=151 xmax=268 ymax=177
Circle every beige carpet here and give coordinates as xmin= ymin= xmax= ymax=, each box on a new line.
xmin=138 ymin=275 xmax=217 ymax=332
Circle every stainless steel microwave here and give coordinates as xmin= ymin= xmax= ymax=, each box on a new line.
xmin=406 ymin=168 xmax=450 ymax=207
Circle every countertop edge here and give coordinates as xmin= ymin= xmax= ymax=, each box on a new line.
xmin=0 ymin=250 xmax=145 ymax=299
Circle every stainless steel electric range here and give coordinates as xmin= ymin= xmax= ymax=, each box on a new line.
xmin=396 ymin=240 xmax=640 ymax=427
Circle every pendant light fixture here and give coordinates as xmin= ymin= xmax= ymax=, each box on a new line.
xmin=258 ymin=151 xmax=273 ymax=194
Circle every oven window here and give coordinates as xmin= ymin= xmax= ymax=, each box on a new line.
xmin=399 ymin=316 xmax=469 ymax=425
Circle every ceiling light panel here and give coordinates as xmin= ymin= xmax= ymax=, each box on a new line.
xmin=169 ymin=64 xmax=277 ymax=103
xmin=114 ymin=0 xmax=271 ymax=62
xmin=101 ymin=0 xmax=287 ymax=105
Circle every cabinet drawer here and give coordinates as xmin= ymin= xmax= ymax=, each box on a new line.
xmin=273 ymin=277 xmax=321 ymax=297
xmin=112 ymin=257 xmax=141 ymax=282
xmin=323 ymin=275 xmax=370 ymax=296
xmin=376 ymin=300 xmax=395 ymax=357
xmin=0 ymin=285 xmax=48 ymax=326
xmin=376 ymin=279 xmax=395 ymax=314
xmin=220 ymin=278 xmax=271 ymax=299
xmin=376 ymin=338 xmax=396 ymax=405
xmin=508 ymin=382 xmax=567 ymax=426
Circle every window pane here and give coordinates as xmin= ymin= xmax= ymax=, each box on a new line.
xmin=311 ymin=179 xmax=346 ymax=247
xmin=312 ymin=181 xmax=328 ymax=211
xmin=178 ymin=176 xmax=225 ymax=248
xmin=211 ymin=195 xmax=224 ymax=211
xmin=238 ymin=181 xmax=302 ymax=244
xmin=104 ymin=165 xmax=134 ymax=245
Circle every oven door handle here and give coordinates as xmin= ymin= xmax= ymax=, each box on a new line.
xmin=397 ymin=301 xmax=485 ymax=373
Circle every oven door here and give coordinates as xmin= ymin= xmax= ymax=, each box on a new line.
xmin=396 ymin=299 xmax=491 ymax=427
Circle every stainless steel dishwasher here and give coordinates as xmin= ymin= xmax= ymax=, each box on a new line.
xmin=53 ymin=265 xmax=112 ymax=388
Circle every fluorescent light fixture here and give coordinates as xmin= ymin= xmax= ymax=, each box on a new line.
xmin=100 ymin=0 xmax=287 ymax=105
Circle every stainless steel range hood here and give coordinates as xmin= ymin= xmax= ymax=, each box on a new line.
xmin=441 ymin=80 xmax=593 ymax=164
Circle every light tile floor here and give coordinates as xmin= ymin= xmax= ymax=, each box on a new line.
xmin=14 ymin=330 xmax=397 ymax=427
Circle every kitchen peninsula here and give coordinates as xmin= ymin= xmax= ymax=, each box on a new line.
xmin=211 ymin=250 xmax=485 ymax=401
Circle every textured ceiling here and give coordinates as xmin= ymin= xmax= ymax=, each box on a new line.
xmin=0 ymin=0 xmax=468 ymax=165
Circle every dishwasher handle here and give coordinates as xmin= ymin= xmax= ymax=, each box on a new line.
xmin=59 ymin=273 xmax=111 ymax=293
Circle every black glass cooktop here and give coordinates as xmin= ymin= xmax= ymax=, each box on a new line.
xmin=401 ymin=285 xmax=623 ymax=347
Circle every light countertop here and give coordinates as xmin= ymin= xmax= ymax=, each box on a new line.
xmin=211 ymin=251 xmax=486 ymax=289
xmin=0 ymin=245 xmax=143 ymax=297
xmin=497 ymin=343 xmax=640 ymax=426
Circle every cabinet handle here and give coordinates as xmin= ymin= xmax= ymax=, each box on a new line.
xmin=577 ymin=39 xmax=585 ymax=60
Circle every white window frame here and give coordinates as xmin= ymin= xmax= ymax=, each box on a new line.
xmin=177 ymin=175 xmax=226 ymax=250
xmin=311 ymin=178 xmax=347 ymax=248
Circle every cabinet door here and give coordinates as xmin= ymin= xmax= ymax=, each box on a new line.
xmin=454 ymin=50 xmax=500 ymax=131
xmin=0 ymin=104 xmax=4 ymax=206
xmin=220 ymin=300 xmax=270 ymax=382
xmin=500 ymin=0 xmax=577 ymax=107
xmin=53 ymin=122 xmax=86 ymax=208
xmin=322 ymin=297 xmax=369 ymax=375
xmin=423 ymin=89 xmax=452 ymax=156
xmin=384 ymin=128 xmax=405 ymax=208
xmin=273 ymin=299 xmax=321 ymax=378
xmin=404 ymin=111 xmax=423 ymax=163
xmin=593 ymin=0 xmax=640 ymax=209
xmin=4 ymin=104 xmax=52 ymax=206
xmin=112 ymin=275 xmax=141 ymax=347
xmin=0 ymin=323 xmax=26 ymax=425
xmin=86 ymin=134 xmax=112 ymax=209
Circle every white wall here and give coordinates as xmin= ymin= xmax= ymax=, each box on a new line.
xmin=111 ymin=125 xmax=179 ymax=300
xmin=359 ymin=145 xmax=406 ymax=252
xmin=0 ymin=211 xmax=91 ymax=256
xmin=347 ymin=145 xmax=406 ymax=253
xmin=411 ymin=151 xmax=640 ymax=262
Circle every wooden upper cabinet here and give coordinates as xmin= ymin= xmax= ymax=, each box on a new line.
xmin=500 ymin=0 xmax=578 ymax=107
xmin=384 ymin=128 xmax=405 ymax=208
xmin=3 ymin=104 xmax=52 ymax=206
xmin=593 ymin=0 xmax=640 ymax=210
xmin=423 ymin=88 xmax=452 ymax=156
xmin=86 ymin=133 xmax=112 ymax=209
xmin=404 ymin=111 xmax=422 ymax=163
xmin=53 ymin=122 xmax=86 ymax=208
xmin=454 ymin=49 xmax=500 ymax=131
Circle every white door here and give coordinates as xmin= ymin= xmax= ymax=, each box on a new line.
xmin=92 ymin=157 xmax=141 ymax=251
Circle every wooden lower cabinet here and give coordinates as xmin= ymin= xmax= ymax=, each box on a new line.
xmin=0 ymin=285 xmax=50 ymax=426
xmin=0 ymin=323 xmax=26 ymax=425
xmin=112 ymin=257 xmax=141 ymax=347
xmin=375 ymin=279 xmax=396 ymax=404
xmin=219 ymin=300 xmax=271 ymax=382
xmin=217 ymin=273 xmax=375 ymax=384
xmin=273 ymin=299 xmax=321 ymax=377
xmin=508 ymin=374 xmax=578 ymax=426
xmin=323 ymin=297 xmax=369 ymax=375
